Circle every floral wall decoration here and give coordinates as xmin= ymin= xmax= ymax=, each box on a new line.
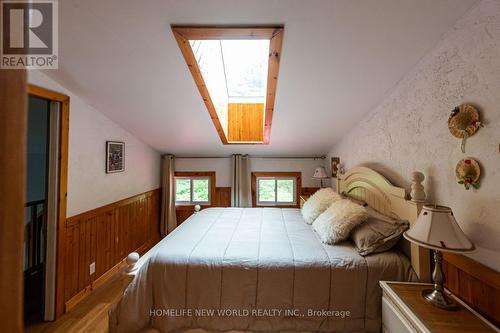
xmin=448 ymin=104 xmax=482 ymax=153
xmin=456 ymin=158 xmax=481 ymax=190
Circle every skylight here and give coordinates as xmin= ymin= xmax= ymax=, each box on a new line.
xmin=172 ymin=26 xmax=283 ymax=144
xmin=221 ymin=40 xmax=269 ymax=99
xmin=190 ymin=40 xmax=269 ymax=101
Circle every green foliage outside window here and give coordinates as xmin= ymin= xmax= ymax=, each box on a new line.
xmin=258 ymin=179 xmax=275 ymax=202
xmin=175 ymin=177 xmax=210 ymax=203
xmin=193 ymin=179 xmax=209 ymax=202
xmin=175 ymin=179 xmax=191 ymax=201
xmin=277 ymin=179 xmax=293 ymax=202
xmin=258 ymin=178 xmax=294 ymax=203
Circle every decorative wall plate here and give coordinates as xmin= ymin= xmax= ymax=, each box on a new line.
xmin=455 ymin=158 xmax=481 ymax=190
xmin=448 ymin=104 xmax=482 ymax=153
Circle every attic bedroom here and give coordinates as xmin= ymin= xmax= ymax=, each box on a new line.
xmin=0 ymin=0 xmax=499 ymax=333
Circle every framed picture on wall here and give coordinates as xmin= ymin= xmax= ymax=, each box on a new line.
xmin=331 ymin=157 xmax=340 ymax=178
xmin=106 ymin=141 xmax=125 ymax=173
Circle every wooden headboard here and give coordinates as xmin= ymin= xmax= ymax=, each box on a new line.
xmin=337 ymin=166 xmax=431 ymax=282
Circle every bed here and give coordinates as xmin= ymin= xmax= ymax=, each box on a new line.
xmin=109 ymin=167 xmax=430 ymax=333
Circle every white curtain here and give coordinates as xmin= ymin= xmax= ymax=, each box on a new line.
xmin=160 ymin=154 xmax=177 ymax=236
xmin=231 ymin=154 xmax=251 ymax=207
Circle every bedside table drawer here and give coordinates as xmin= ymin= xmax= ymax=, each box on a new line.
xmin=382 ymin=296 xmax=419 ymax=333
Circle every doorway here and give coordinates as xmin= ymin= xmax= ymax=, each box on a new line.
xmin=23 ymin=95 xmax=51 ymax=323
xmin=25 ymin=85 xmax=69 ymax=323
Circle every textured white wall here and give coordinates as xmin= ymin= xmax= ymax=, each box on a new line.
xmin=328 ymin=0 xmax=500 ymax=271
xmin=175 ymin=157 xmax=327 ymax=188
xmin=28 ymin=71 xmax=161 ymax=217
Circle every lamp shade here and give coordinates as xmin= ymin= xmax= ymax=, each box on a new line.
xmin=312 ymin=166 xmax=328 ymax=179
xmin=404 ymin=205 xmax=474 ymax=253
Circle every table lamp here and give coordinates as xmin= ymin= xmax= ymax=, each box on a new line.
xmin=312 ymin=166 xmax=328 ymax=188
xmin=404 ymin=204 xmax=474 ymax=310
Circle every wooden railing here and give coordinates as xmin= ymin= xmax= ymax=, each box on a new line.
xmin=24 ymin=199 xmax=46 ymax=272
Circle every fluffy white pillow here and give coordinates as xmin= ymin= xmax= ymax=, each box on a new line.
xmin=301 ymin=188 xmax=342 ymax=224
xmin=312 ymin=199 xmax=368 ymax=244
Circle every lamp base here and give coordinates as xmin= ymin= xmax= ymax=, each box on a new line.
xmin=421 ymin=288 xmax=457 ymax=311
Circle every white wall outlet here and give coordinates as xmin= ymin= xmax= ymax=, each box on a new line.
xmin=90 ymin=262 xmax=96 ymax=275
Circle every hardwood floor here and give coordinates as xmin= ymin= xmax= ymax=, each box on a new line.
xmin=24 ymin=270 xmax=366 ymax=333
xmin=25 ymin=273 xmax=157 ymax=333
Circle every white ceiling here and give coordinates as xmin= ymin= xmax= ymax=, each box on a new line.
xmin=44 ymin=0 xmax=478 ymax=155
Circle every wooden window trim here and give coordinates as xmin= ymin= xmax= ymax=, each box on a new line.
xmin=251 ymin=172 xmax=301 ymax=208
xmin=28 ymin=84 xmax=70 ymax=319
xmin=174 ymin=171 xmax=216 ymax=210
xmin=171 ymin=25 xmax=284 ymax=145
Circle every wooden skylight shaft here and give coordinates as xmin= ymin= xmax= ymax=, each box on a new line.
xmin=171 ymin=25 xmax=284 ymax=145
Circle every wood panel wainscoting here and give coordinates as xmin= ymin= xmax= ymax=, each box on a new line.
xmin=62 ymin=189 xmax=161 ymax=312
xmin=443 ymin=253 xmax=500 ymax=327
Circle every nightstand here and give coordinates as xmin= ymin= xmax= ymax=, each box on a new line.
xmin=380 ymin=281 xmax=497 ymax=333
xmin=299 ymin=195 xmax=310 ymax=208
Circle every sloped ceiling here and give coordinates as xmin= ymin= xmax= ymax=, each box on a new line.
xmin=43 ymin=0 xmax=478 ymax=155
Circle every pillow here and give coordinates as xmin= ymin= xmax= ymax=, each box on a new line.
xmin=350 ymin=207 xmax=409 ymax=256
xmin=301 ymin=188 xmax=342 ymax=224
xmin=312 ymin=199 xmax=368 ymax=244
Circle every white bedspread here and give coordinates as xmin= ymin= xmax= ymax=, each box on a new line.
xmin=109 ymin=208 xmax=417 ymax=333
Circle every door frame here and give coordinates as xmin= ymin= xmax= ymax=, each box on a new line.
xmin=28 ymin=84 xmax=69 ymax=319
xmin=1 ymin=69 xmax=27 ymax=333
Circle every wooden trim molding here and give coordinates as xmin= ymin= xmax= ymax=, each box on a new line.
xmin=251 ymin=172 xmax=302 ymax=208
xmin=28 ymin=84 xmax=70 ymax=319
xmin=443 ymin=253 xmax=500 ymax=326
xmin=171 ymin=25 xmax=284 ymax=145
xmin=263 ymin=28 xmax=283 ymax=144
xmin=171 ymin=26 xmax=283 ymax=40
xmin=0 ymin=68 xmax=27 ymax=333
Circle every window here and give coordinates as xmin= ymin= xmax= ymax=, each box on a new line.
xmin=172 ymin=26 xmax=284 ymax=145
xmin=251 ymin=172 xmax=301 ymax=207
xmin=174 ymin=172 xmax=215 ymax=205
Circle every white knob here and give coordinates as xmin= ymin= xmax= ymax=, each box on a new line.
xmin=126 ymin=252 xmax=140 ymax=272
xmin=194 ymin=204 xmax=201 ymax=213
